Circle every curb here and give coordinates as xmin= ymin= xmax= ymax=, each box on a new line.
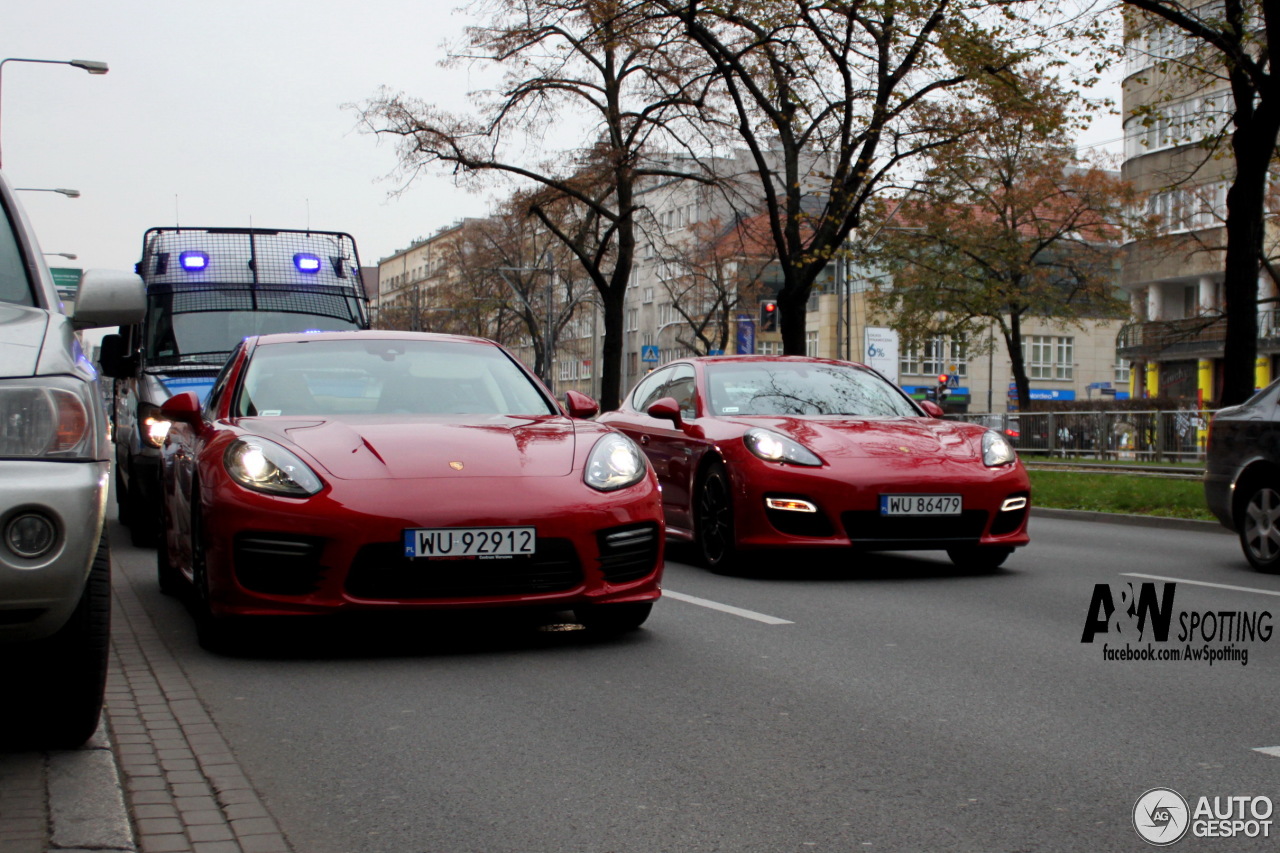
xmin=47 ymin=722 xmax=135 ymax=852
xmin=1031 ymin=506 xmax=1232 ymax=534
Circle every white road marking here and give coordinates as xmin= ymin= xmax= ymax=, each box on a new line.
xmin=663 ymin=590 xmax=793 ymax=625
xmin=1122 ymin=573 xmax=1280 ymax=598
xmin=1252 ymin=747 xmax=1280 ymax=758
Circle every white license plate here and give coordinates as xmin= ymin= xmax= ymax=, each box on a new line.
xmin=879 ymin=495 xmax=962 ymax=516
xmin=403 ymin=527 xmax=536 ymax=559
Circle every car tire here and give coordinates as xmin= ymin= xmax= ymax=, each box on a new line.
xmin=127 ymin=482 xmax=158 ymax=547
xmin=1 ymin=533 xmax=111 ymax=749
xmin=694 ymin=461 xmax=738 ymax=573
xmin=190 ymin=501 xmax=240 ymax=653
xmin=573 ymin=602 xmax=653 ymax=635
xmin=1238 ymin=482 xmax=1280 ymax=573
xmin=946 ymin=546 xmax=1013 ymax=572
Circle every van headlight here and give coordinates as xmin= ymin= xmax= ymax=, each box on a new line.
xmin=585 ymin=433 xmax=647 ymax=491
xmin=224 ymin=437 xmax=323 ymax=496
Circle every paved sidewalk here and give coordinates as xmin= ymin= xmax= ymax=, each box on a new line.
xmin=0 ymin=554 xmax=292 ymax=853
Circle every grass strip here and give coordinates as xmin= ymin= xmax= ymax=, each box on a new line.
xmin=1028 ymin=470 xmax=1216 ymax=521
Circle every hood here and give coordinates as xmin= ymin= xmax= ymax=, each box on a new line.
xmin=0 ymin=303 xmax=50 ymax=379
xmin=241 ymin=415 xmax=579 ymax=480
xmin=730 ymin=415 xmax=984 ymax=462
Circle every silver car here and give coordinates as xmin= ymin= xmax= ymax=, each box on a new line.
xmin=0 ymin=173 xmax=144 ymax=747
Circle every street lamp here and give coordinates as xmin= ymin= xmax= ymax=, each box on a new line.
xmin=0 ymin=57 xmax=109 ymax=169
xmin=16 ymin=187 xmax=80 ymax=198
xmin=44 ymin=252 xmax=77 ymax=260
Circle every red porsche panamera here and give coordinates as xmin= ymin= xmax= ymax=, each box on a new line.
xmin=156 ymin=331 xmax=663 ymax=649
xmin=598 ymin=356 xmax=1030 ymax=572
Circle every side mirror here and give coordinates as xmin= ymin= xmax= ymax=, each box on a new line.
xmin=564 ymin=390 xmax=599 ymax=419
xmin=920 ymin=400 xmax=945 ymax=418
xmin=98 ymin=333 xmax=136 ymax=379
xmin=160 ymin=391 xmax=202 ymax=427
xmin=71 ymin=270 xmax=146 ymax=330
xmin=647 ymin=396 xmax=683 ymax=428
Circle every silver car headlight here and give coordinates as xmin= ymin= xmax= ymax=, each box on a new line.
xmin=224 ymin=437 xmax=323 ymax=496
xmin=983 ymin=429 xmax=1017 ymax=467
xmin=585 ymin=433 xmax=647 ymax=492
xmin=744 ymin=427 xmax=823 ymax=467
xmin=139 ymin=402 xmax=172 ymax=448
xmin=0 ymin=377 xmax=96 ymax=460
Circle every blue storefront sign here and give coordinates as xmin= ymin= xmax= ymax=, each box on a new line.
xmin=736 ymin=315 xmax=756 ymax=355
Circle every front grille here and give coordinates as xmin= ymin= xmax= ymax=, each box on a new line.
xmin=841 ymin=509 xmax=989 ymax=549
xmin=596 ymin=523 xmax=661 ymax=583
xmin=233 ymin=532 xmax=327 ymax=595
xmin=345 ymin=539 xmax=582 ymax=599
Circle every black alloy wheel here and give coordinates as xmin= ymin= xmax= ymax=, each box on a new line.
xmin=695 ymin=461 xmax=737 ymax=572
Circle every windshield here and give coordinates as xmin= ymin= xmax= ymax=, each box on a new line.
xmin=144 ymin=288 xmax=364 ymax=366
xmin=705 ymin=361 xmax=919 ymax=417
xmin=235 ymin=337 xmax=556 ymax=417
xmin=0 ymin=197 xmax=33 ymax=306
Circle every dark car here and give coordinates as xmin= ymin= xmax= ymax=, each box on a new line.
xmin=1205 ymin=379 xmax=1280 ymax=571
xmin=598 ymin=355 xmax=1030 ymax=573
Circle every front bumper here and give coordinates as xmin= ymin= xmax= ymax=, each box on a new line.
xmin=728 ymin=456 xmax=1031 ymax=552
xmin=0 ymin=460 xmax=108 ymax=642
xmin=195 ymin=474 xmax=665 ymax=617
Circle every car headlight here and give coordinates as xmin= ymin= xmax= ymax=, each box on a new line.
xmin=744 ymin=427 xmax=823 ymax=467
xmin=139 ymin=402 xmax=171 ymax=448
xmin=0 ymin=378 xmax=94 ymax=459
xmin=224 ymin=437 xmax=323 ymax=496
xmin=585 ymin=433 xmax=647 ymax=492
xmin=983 ymin=429 xmax=1017 ymax=467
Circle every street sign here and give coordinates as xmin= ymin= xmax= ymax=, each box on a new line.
xmin=708 ymin=349 xmax=724 ymax=356
xmin=50 ymin=267 xmax=81 ymax=299
xmin=641 ymin=345 xmax=660 ymax=363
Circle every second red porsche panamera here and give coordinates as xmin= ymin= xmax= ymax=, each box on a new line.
xmin=156 ymin=331 xmax=663 ymax=650
xmin=598 ymin=356 xmax=1030 ymax=573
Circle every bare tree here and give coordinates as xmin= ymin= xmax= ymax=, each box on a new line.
xmin=1121 ymin=0 xmax=1280 ymax=405
xmin=647 ymin=0 xmax=1098 ymax=355
xmin=353 ymin=0 xmax=712 ymax=410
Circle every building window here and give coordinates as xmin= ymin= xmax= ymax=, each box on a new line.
xmin=806 ymin=331 xmax=819 ymax=357
xmin=1024 ymin=335 xmax=1074 ymax=380
xmin=900 ymin=335 xmax=968 ymax=377
xmin=643 ymin=287 xmax=654 ymax=304
xmin=626 ymin=308 xmax=638 ymax=332
xmin=581 ymin=359 xmax=592 ymax=380
xmin=1115 ymin=355 xmax=1130 ymax=385
xmin=757 ymin=340 xmax=782 ymax=356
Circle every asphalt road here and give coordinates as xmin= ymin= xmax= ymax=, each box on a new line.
xmin=111 ymin=516 xmax=1280 ymax=853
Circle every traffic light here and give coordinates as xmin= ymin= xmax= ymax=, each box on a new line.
xmin=937 ymin=374 xmax=950 ymax=401
xmin=760 ymin=300 xmax=779 ymax=332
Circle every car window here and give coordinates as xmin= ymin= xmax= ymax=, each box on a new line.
xmin=631 ymin=367 xmax=673 ymax=412
xmin=705 ymin=361 xmax=918 ymax=417
xmin=203 ymin=345 xmax=242 ymax=418
xmin=663 ymin=364 xmax=697 ymax=419
xmin=235 ymin=338 xmax=557 ymax=417
xmin=0 ymin=197 xmax=34 ymax=306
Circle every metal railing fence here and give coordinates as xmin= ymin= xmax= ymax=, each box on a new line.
xmin=951 ymin=409 xmax=1217 ymax=463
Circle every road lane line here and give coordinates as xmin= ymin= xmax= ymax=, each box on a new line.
xmin=663 ymin=590 xmax=793 ymax=625
xmin=1122 ymin=573 xmax=1280 ymax=598
xmin=1253 ymin=747 xmax=1280 ymax=758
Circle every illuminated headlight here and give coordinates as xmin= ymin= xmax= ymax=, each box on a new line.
xmin=983 ymin=430 xmax=1017 ymax=467
xmin=139 ymin=403 xmax=171 ymax=448
xmin=744 ymin=428 xmax=822 ymax=467
xmin=224 ymin=437 xmax=323 ymax=496
xmin=0 ymin=379 xmax=93 ymax=459
xmin=584 ymin=433 xmax=647 ymax=491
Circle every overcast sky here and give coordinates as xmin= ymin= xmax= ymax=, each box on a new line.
xmin=5 ymin=1 xmax=1123 ymax=278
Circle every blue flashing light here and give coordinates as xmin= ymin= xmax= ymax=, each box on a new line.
xmin=179 ymin=251 xmax=210 ymax=272
xmin=293 ymin=253 xmax=322 ymax=274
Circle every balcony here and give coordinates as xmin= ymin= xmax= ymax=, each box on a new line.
xmin=1118 ymin=309 xmax=1280 ymax=359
